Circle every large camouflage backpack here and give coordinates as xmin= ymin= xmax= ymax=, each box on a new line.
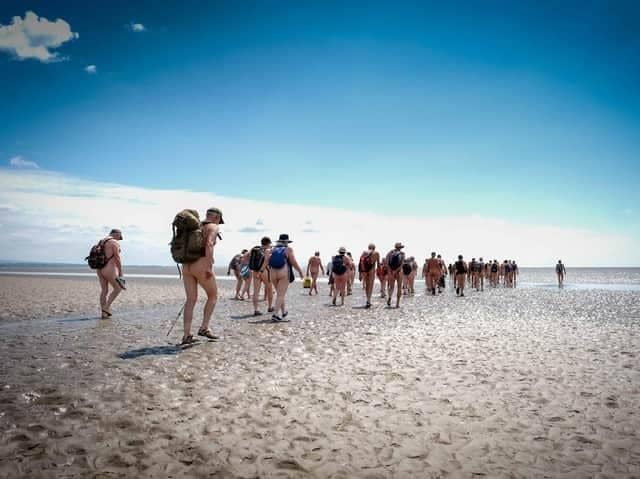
xmin=85 ymin=238 xmax=115 ymax=270
xmin=170 ymin=209 xmax=205 ymax=264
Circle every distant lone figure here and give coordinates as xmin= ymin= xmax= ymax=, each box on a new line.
xmin=96 ymin=229 xmax=124 ymax=319
xmin=306 ymin=252 xmax=325 ymax=296
xmin=556 ymin=260 xmax=566 ymax=288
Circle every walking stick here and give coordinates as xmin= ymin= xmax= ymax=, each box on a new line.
xmin=167 ymin=303 xmax=185 ymax=337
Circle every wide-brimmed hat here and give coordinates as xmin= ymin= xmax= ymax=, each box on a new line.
xmin=338 ymin=246 xmax=346 ymax=254
xmin=277 ymin=233 xmax=293 ymax=243
xmin=206 ymin=207 xmax=225 ymax=224
xmin=394 ymin=242 xmax=404 ymax=249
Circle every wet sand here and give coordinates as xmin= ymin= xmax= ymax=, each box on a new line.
xmin=1 ymin=276 xmax=639 ymax=478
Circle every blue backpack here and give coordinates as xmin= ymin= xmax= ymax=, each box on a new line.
xmin=269 ymin=246 xmax=288 ymax=269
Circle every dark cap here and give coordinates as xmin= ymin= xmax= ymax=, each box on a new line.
xmin=206 ymin=207 xmax=224 ymax=224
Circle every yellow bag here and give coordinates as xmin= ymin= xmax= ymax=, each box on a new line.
xmin=303 ymin=277 xmax=312 ymax=288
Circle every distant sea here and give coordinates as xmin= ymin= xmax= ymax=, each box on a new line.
xmin=1 ymin=264 xmax=639 ymax=290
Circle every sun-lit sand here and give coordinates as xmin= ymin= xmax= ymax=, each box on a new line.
xmin=1 ymin=272 xmax=639 ymax=478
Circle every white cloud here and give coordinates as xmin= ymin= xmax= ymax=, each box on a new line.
xmin=84 ymin=64 xmax=96 ymax=74
xmin=9 ymin=156 xmax=39 ymax=169
xmin=0 ymin=11 xmax=78 ymax=62
xmin=130 ymin=23 xmax=146 ymax=32
xmin=0 ymin=168 xmax=637 ymax=267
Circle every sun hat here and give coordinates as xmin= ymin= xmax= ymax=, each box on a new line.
xmin=206 ymin=207 xmax=225 ymax=224
xmin=338 ymin=246 xmax=346 ymax=254
xmin=277 ymin=233 xmax=292 ymax=243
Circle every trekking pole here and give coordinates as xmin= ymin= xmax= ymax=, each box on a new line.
xmin=167 ymin=303 xmax=185 ymax=337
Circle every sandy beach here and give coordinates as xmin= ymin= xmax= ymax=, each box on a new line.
xmin=1 ymin=272 xmax=639 ymax=478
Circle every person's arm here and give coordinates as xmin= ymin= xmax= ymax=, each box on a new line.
xmin=227 ymin=258 xmax=232 ymax=275
xmin=287 ymin=248 xmax=305 ymax=278
xmin=111 ymin=242 xmax=123 ymax=276
xmin=306 ymin=258 xmax=310 ymax=277
xmin=204 ymin=224 xmax=218 ymax=277
xmin=320 ymin=260 xmax=325 ymax=275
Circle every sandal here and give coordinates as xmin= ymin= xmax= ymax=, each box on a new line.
xmin=180 ymin=335 xmax=197 ymax=346
xmin=253 ymin=310 xmax=262 ymax=316
xmin=282 ymin=311 xmax=288 ymax=318
xmin=271 ymin=314 xmax=282 ymax=322
xmin=267 ymin=307 xmax=274 ymax=313
xmin=197 ymin=329 xmax=219 ymax=340
xmin=101 ymin=309 xmax=112 ymax=318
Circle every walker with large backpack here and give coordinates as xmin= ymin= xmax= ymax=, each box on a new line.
xmin=169 ymin=209 xmax=207 ymax=268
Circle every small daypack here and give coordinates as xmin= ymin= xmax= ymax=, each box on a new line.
xmin=248 ymin=246 xmax=265 ymax=271
xmin=169 ymin=209 xmax=205 ymax=264
xmin=359 ymin=252 xmax=374 ymax=273
xmin=388 ymin=251 xmax=403 ymax=271
xmin=85 ymin=238 xmax=114 ymax=270
xmin=402 ymin=261 xmax=412 ymax=275
xmin=332 ymin=255 xmax=347 ymax=275
xmin=269 ymin=245 xmax=288 ymax=269
xmin=240 ymin=264 xmax=250 ymax=278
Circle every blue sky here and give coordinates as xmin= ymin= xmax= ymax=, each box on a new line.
xmin=1 ymin=1 xmax=639 ymax=263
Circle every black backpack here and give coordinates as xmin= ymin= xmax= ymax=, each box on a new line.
xmin=85 ymin=238 xmax=114 ymax=270
xmin=402 ymin=261 xmax=412 ymax=275
xmin=248 ymin=246 xmax=265 ymax=271
xmin=169 ymin=209 xmax=205 ymax=264
xmin=388 ymin=251 xmax=403 ymax=271
xmin=332 ymin=255 xmax=347 ymax=275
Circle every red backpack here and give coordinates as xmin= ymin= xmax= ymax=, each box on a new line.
xmin=359 ymin=252 xmax=374 ymax=273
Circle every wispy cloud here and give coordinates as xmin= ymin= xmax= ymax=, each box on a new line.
xmin=9 ymin=156 xmax=39 ymax=169
xmin=129 ymin=23 xmax=146 ymax=32
xmin=0 ymin=11 xmax=78 ymax=62
xmin=237 ymin=219 xmax=267 ymax=233
xmin=84 ymin=65 xmax=96 ymax=74
xmin=0 ymin=168 xmax=636 ymax=266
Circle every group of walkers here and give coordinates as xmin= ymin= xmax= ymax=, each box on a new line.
xmin=87 ymin=207 xmax=567 ymax=346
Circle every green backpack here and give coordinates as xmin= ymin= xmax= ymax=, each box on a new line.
xmin=170 ymin=209 xmax=205 ymax=264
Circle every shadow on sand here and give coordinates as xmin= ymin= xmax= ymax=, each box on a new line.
xmin=248 ymin=319 xmax=291 ymax=325
xmin=230 ymin=313 xmax=260 ymax=320
xmin=57 ymin=316 xmax=100 ymax=323
xmin=118 ymin=343 xmax=200 ymax=359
